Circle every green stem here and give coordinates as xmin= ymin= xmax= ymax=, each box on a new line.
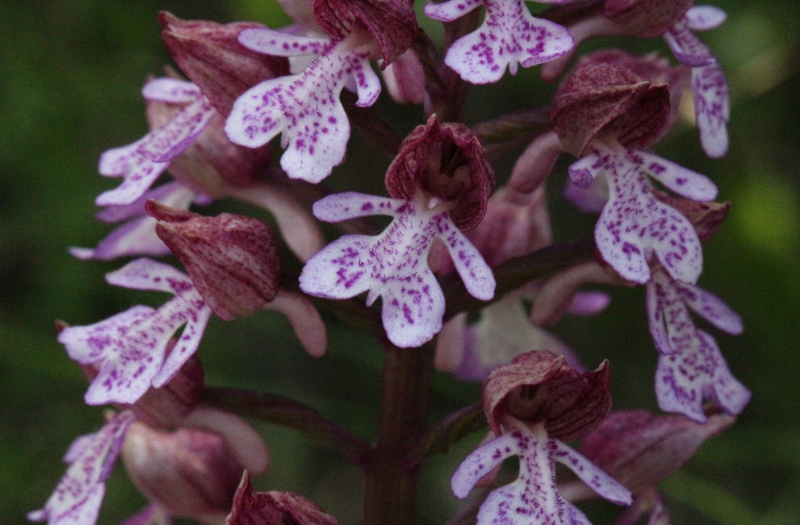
xmin=199 ymin=386 xmax=371 ymax=464
xmin=363 ymin=342 xmax=436 ymax=525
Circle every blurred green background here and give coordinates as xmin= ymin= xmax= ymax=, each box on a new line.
xmin=1 ymin=0 xmax=798 ymax=524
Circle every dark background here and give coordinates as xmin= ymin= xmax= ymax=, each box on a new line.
xmin=1 ymin=1 xmax=799 ymax=523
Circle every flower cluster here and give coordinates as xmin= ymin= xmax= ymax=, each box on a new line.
xmin=33 ymin=1 xmax=747 ymax=524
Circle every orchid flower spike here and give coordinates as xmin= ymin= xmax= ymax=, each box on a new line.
xmin=551 ymin=57 xmax=716 ymax=284
xmin=300 ymin=116 xmax=496 ymax=348
xmin=647 ymin=269 xmax=750 ymax=421
xmin=424 ymin=0 xmax=575 ymax=84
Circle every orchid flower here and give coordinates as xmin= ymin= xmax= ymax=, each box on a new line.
xmin=424 ymin=0 xmax=574 ymax=84
xmin=664 ymin=6 xmax=729 ymax=157
xmin=224 ymin=27 xmax=381 ymax=183
xmin=647 ymin=269 xmax=750 ymax=421
xmin=452 ymin=420 xmax=632 ymax=525
xmin=28 ymin=411 xmax=137 ymax=525
xmin=568 ymin=141 xmax=716 ymax=284
xmin=98 ymin=79 xmax=215 ymax=206
xmin=58 ymin=258 xmax=213 ymax=405
xmin=299 ymin=190 xmax=495 ymax=348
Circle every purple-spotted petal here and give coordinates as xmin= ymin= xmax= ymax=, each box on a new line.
xmin=424 ymin=0 xmax=484 ymax=22
xmin=435 ymin=0 xmax=574 ymax=84
xmin=663 ymin=25 xmax=715 ymax=67
xmin=60 ymin=259 xmax=211 ymax=405
xmin=29 ymin=412 xmax=135 ymax=525
xmin=142 ymin=78 xmax=202 ymax=103
xmin=105 ymin=257 xmax=195 ymax=294
xmin=302 ymin=197 xmax=491 ymax=347
xmin=137 ymin=97 xmax=216 ymax=163
xmin=656 ymin=329 xmax=750 ymax=422
xmin=674 ymin=280 xmax=743 ymax=335
xmin=238 ymin=27 xmax=331 ymax=57
xmin=568 ymin=154 xmax=605 ymax=189
xmin=151 ymin=302 xmax=213 ymax=388
xmin=97 ymin=141 xmax=170 ymax=206
xmin=552 ymin=439 xmax=632 ymax=505
xmin=226 ymin=38 xmax=377 ymax=182
xmin=441 ymin=225 xmax=495 ymax=301
xmin=451 ymin=431 xmax=521 ymax=498
xmin=71 ymin=183 xmax=197 ymax=261
xmin=692 ymin=63 xmax=729 ymax=158
xmin=685 ymin=6 xmax=726 ymax=31
xmin=596 ymin=154 xmax=702 ymax=284
xmin=313 ymin=192 xmax=403 ymax=222
xmin=627 ymin=150 xmax=717 ymax=201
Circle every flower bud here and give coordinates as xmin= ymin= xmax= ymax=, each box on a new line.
xmin=551 ymin=60 xmax=670 ymax=156
xmin=122 ymin=422 xmax=245 ymax=524
xmin=386 ymin=114 xmax=494 ymax=230
xmin=604 ymin=0 xmax=693 ymax=38
xmin=226 ymin=472 xmax=339 ymax=525
xmin=312 ymin=0 xmax=417 ymax=65
xmin=580 ymin=410 xmax=734 ymax=494
xmin=483 ymin=350 xmax=610 ymax=442
xmin=146 ymin=201 xmax=280 ymax=320
xmin=159 ymin=12 xmax=290 ymax=117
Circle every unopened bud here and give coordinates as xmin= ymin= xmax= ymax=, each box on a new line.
xmin=146 ymin=201 xmax=280 ymax=320
xmin=226 ymin=472 xmax=339 ymax=525
xmin=604 ymin=0 xmax=693 ymax=38
xmin=122 ymin=422 xmax=245 ymax=524
xmin=159 ymin=12 xmax=290 ymax=117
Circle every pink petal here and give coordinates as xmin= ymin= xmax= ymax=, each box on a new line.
xmin=596 ymin=157 xmax=702 ymax=284
xmin=136 ymin=98 xmax=215 ymax=163
xmin=663 ymin=25 xmax=715 ymax=67
xmin=627 ymin=150 xmax=718 ymax=201
xmin=451 ymin=431 xmax=521 ymax=498
xmin=226 ymin=40 xmax=376 ymax=183
xmin=312 ymin=192 xmax=403 ymax=222
xmin=424 ymin=0 xmax=485 ymax=22
xmin=439 ymin=221 xmax=496 ymax=301
xmin=656 ymin=329 xmax=750 ymax=422
xmin=685 ymin=6 xmax=727 ymax=31
xmin=29 ymin=412 xmax=135 ymax=525
xmin=440 ymin=0 xmax=574 ymax=84
xmin=71 ymin=183 xmax=197 ymax=261
xmin=692 ymin=63 xmax=729 ymax=158
xmin=96 ymin=142 xmax=169 ymax=206
xmin=142 ymin=78 xmax=202 ymax=103
xmin=238 ymin=27 xmax=331 ymax=57
xmin=552 ymin=439 xmax=632 ymax=505
xmin=298 ymin=234 xmax=377 ymax=301
xmin=675 ymin=280 xmax=743 ymax=335
xmin=152 ymin=297 xmax=213 ymax=387
xmin=105 ymin=258 xmax=194 ymax=295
